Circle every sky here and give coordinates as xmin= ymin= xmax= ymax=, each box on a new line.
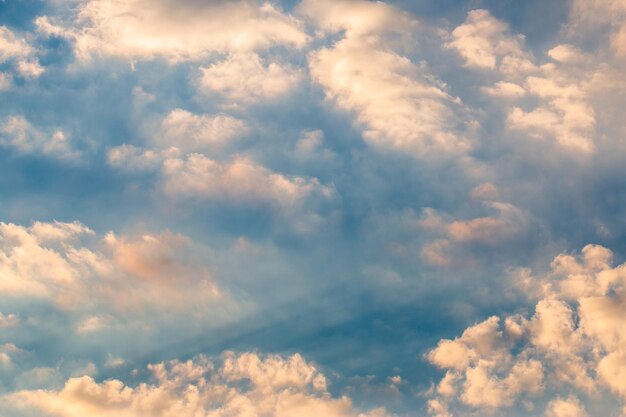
xmin=1 ymin=0 xmax=626 ymax=416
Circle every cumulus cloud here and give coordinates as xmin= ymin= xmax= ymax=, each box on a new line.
xmin=305 ymin=0 xmax=470 ymax=157
xmin=161 ymin=154 xmax=334 ymax=210
xmin=106 ymin=105 xmax=332 ymax=225
xmin=107 ymin=144 xmax=181 ymax=173
xmin=199 ymin=53 xmax=301 ymax=104
xmin=0 ymin=220 xmax=224 ymax=312
xmin=38 ymin=0 xmax=308 ymax=62
xmin=0 ymin=313 xmax=19 ymax=329
xmin=157 ymin=108 xmax=249 ymax=152
xmin=291 ymin=129 xmax=337 ymax=162
xmin=568 ymin=0 xmax=626 ymax=57
xmin=0 ymin=116 xmax=80 ymax=161
xmin=6 ymin=351 xmax=389 ymax=417
xmin=545 ymin=396 xmax=588 ymax=417
xmin=444 ymin=9 xmax=534 ymax=74
xmin=448 ymin=9 xmax=599 ymax=153
xmin=0 ymin=26 xmax=43 ymax=78
xmin=427 ymin=244 xmax=626 ymax=416
xmin=418 ymin=198 xmax=528 ymax=267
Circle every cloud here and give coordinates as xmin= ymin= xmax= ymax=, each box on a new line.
xmin=568 ymin=0 xmax=626 ymax=57
xmin=291 ymin=129 xmax=337 ymax=163
xmin=199 ymin=53 xmax=302 ymax=104
xmin=298 ymin=0 xmax=414 ymax=36
xmin=0 ymin=220 xmax=224 ymax=312
xmin=427 ymin=244 xmax=626 ymax=416
xmin=418 ymin=199 xmax=528 ymax=267
xmin=0 ymin=313 xmax=19 ymax=329
xmin=107 ymin=107 xmax=248 ymax=171
xmin=39 ymin=0 xmax=308 ymax=62
xmin=448 ymin=9 xmax=600 ymax=153
xmin=106 ymin=144 xmax=175 ymax=173
xmin=545 ymin=396 xmax=588 ymax=417
xmin=161 ymin=154 xmax=334 ymax=210
xmin=0 ymin=26 xmax=43 ymax=78
xmin=0 ymin=116 xmax=81 ymax=161
xmin=444 ymin=9 xmax=534 ymax=74
xmin=506 ymin=72 xmax=596 ymax=153
xmin=157 ymin=108 xmax=249 ymax=152
xmin=6 ymin=351 xmax=389 ymax=417
xmin=305 ymin=0 xmax=470 ymax=157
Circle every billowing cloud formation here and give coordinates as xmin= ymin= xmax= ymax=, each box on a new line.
xmin=3 ymin=0 xmax=626 ymax=416
xmin=200 ymin=53 xmax=301 ymax=104
xmin=0 ymin=26 xmax=43 ymax=78
xmin=161 ymin=154 xmax=334 ymax=208
xmin=0 ymin=312 xmax=19 ymax=329
xmin=447 ymin=9 xmax=600 ymax=153
xmin=427 ymin=244 xmax=626 ymax=416
xmin=0 ymin=220 xmax=224 ymax=312
xmin=305 ymin=0 xmax=470 ymax=157
xmin=569 ymin=0 xmax=626 ymax=57
xmin=0 ymin=116 xmax=79 ymax=161
xmin=157 ymin=109 xmax=249 ymax=152
xmin=6 ymin=351 xmax=388 ymax=417
xmin=38 ymin=0 xmax=307 ymax=62
xmin=417 ymin=189 xmax=528 ymax=267
xmin=106 ymin=105 xmax=333 ymax=222
xmin=445 ymin=9 xmax=534 ymax=73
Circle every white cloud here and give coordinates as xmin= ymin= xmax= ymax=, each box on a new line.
xmin=449 ymin=9 xmax=598 ymax=153
xmin=306 ymin=0 xmax=469 ymax=157
xmin=106 ymin=144 xmax=175 ymax=173
xmin=507 ymin=73 xmax=596 ymax=153
xmin=0 ymin=220 xmax=226 ymax=313
xmin=418 ymin=200 xmax=528 ymax=267
xmin=40 ymin=0 xmax=308 ymax=62
xmin=6 ymin=351 xmax=389 ymax=417
xmin=548 ymin=45 xmax=586 ymax=64
xmin=0 ymin=344 xmax=22 ymax=369
xmin=545 ymin=397 xmax=588 ymax=417
xmin=298 ymin=0 xmax=415 ymax=37
xmin=0 ymin=116 xmax=81 ymax=161
xmin=0 ymin=313 xmax=19 ymax=329
xmin=291 ymin=129 xmax=337 ymax=162
xmin=444 ymin=9 xmax=534 ymax=75
xmin=161 ymin=154 xmax=334 ymax=209
xmin=200 ymin=53 xmax=301 ymax=104
xmin=447 ymin=202 xmax=526 ymax=244
xmin=427 ymin=244 xmax=626 ymax=415
xmin=0 ymin=72 xmax=12 ymax=90
xmin=481 ymin=81 xmax=526 ymax=98
xmin=0 ymin=26 xmax=44 ymax=78
xmin=568 ymin=0 xmax=626 ymax=57
xmin=108 ymin=108 xmax=247 ymax=171
xmin=157 ymin=108 xmax=249 ymax=152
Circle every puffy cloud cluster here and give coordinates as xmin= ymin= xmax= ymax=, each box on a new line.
xmin=417 ymin=186 xmax=528 ymax=267
xmin=107 ymin=107 xmax=333 ymax=221
xmin=304 ymin=0 xmax=470 ymax=157
xmin=0 ymin=312 xmax=19 ymax=329
xmin=5 ymin=351 xmax=389 ymax=417
xmin=157 ymin=109 xmax=249 ymax=153
xmin=0 ymin=220 xmax=225 ymax=313
xmin=427 ymin=244 xmax=626 ymax=416
xmin=448 ymin=10 xmax=598 ymax=153
xmin=0 ymin=26 xmax=43 ymax=80
xmin=37 ymin=0 xmax=308 ymax=63
xmin=445 ymin=9 xmax=534 ymax=73
xmin=0 ymin=116 xmax=80 ymax=161
xmin=161 ymin=154 xmax=334 ymax=209
xmin=199 ymin=53 xmax=302 ymax=104
xmin=569 ymin=0 xmax=626 ymax=57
